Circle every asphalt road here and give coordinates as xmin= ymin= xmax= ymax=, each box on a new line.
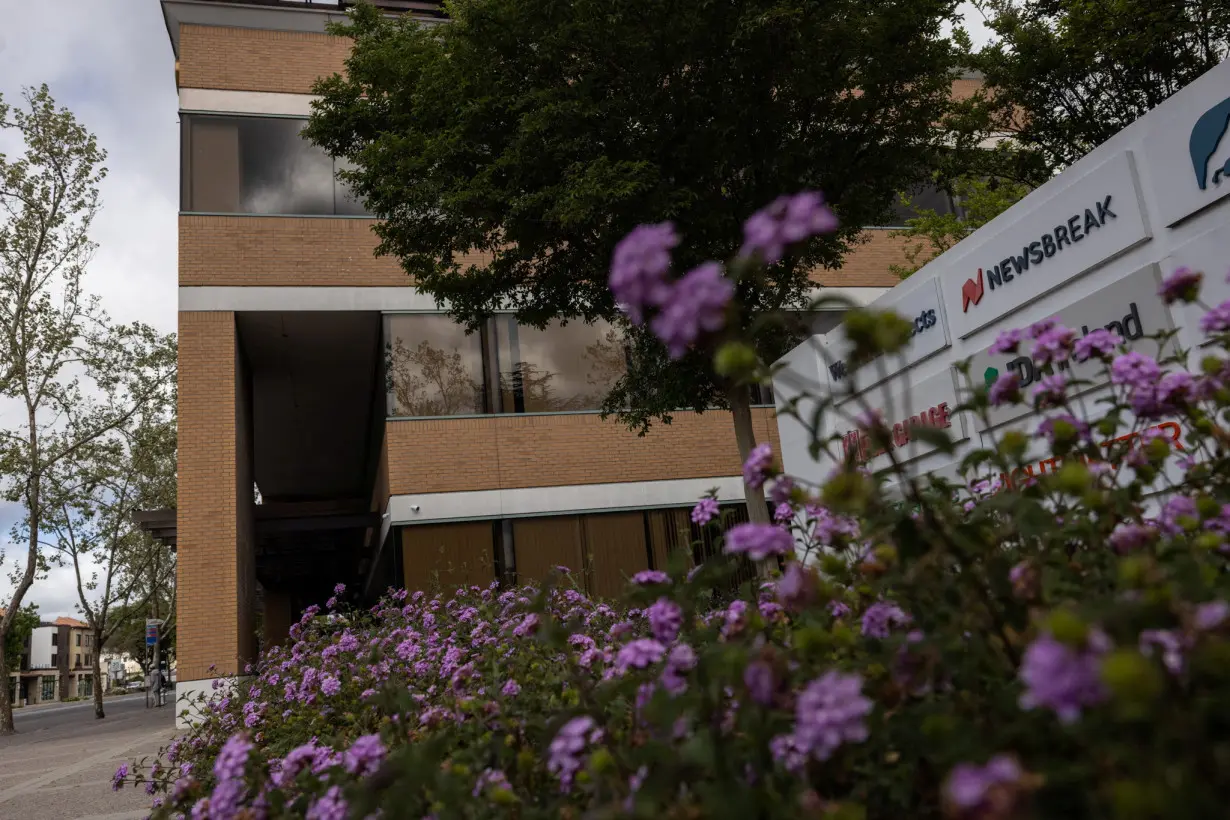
xmin=0 ymin=693 xmax=175 ymax=819
xmin=11 ymin=694 xmax=156 ymax=735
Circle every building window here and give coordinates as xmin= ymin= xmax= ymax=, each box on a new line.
xmin=180 ymin=114 xmax=369 ymax=216
xmin=51 ymin=633 xmax=57 ymax=647
xmin=41 ymin=676 xmax=55 ymax=702
xmin=384 ymin=315 xmax=486 ymax=417
xmin=385 ymin=316 xmax=626 ymax=417
xmin=488 ymin=317 xmax=626 ymax=413
xmin=879 ymin=183 xmax=961 ymax=228
xmin=50 ymin=654 xmax=57 ymax=667
xmin=78 ymin=675 xmax=93 ymax=698
xmin=74 ymin=654 xmax=81 ymax=668
xmin=85 ymin=653 xmax=91 ymax=666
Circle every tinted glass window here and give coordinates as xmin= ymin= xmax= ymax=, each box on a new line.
xmin=488 ymin=318 xmax=627 ymax=413
xmin=885 ymin=184 xmax=958 ymax=226
xmin=385 ymin=315 xmax=485 ymax=417
xmin=182 ymin=115 xmax=369 ymax=216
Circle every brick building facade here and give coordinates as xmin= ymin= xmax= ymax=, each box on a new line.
xmin=160 ymin=0 xmax=968 ymax=713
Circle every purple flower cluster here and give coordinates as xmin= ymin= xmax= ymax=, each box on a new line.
xmin=609 ymin=222 xmax=678 ymax=323
xmin=792 ymin=671 xmax=872 ymax=761
xmin=1018 ymin=632 xmax=1108 ymax=723
xmin=742 ymin=443 xmax=774 ymax=489
xmin=724 ymin=523 xmax=793 ymax=561
xmin=740 ymin=191 xmax=838 ymax=265
xmin=691 ymin=496 xmax=720 ymax=525
xmin=944 ymin=755 xmax=1025 ymax=814
xmin=547 ymin=716 xmax=603 ymax=792
xmin=861 ymin=602 xmax=910 ymax=638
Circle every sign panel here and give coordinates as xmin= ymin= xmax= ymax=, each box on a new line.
xmin=1141 ymin=58 xmax=1230 ymax=227
xmin=830 ymin=370 xmax=968 ymax=471
xmin=940 ymin=151 xmax=1152 ymax=339
xmin=1165 ymin=225 xmax=1230 ymax=350
xmin=824 ymin=277 xmax=950 ymax=391
xmin=961 ymin=264 xmax=1175 ymax=429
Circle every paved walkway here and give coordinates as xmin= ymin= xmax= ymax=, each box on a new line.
xmin=0 ymin=695 xmax=175 ymax=820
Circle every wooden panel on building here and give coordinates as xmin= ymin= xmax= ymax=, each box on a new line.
xmin=512 ymin=516 xmax=584 ymax=585
xmin=583 ymin=512 xmax=650 ymax=600
xmin=401 ymin=522 xmax=496 ymax=592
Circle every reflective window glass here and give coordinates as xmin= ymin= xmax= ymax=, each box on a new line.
xmin=385 ymin=315 xmax=485 ymax=417
xmin=488 ymin=318 xmax=627 ymax=413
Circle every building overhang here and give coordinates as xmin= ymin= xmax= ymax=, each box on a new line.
xmin=161 ymin=0 xmax=446 ymax=58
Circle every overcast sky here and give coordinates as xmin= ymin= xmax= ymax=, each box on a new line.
xmin=0 ymin=1 xmax=993 ymax=619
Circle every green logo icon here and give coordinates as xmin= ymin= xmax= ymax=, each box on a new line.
xmin=984 ymin=366 xmax=1000 ymax=387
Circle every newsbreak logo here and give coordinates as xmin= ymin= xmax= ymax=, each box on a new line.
xmin=962 ymin=268 xmax=985 ymax=313
xmin=1190 ymin=95 xmax=1230 ymax=190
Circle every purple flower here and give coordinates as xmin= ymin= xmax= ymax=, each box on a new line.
xmin=306 ymin=785 xmax=347 ymax=820
xmin=661 ymin=643 xmax=697 ymax=695
xmin=775 ymin=562 xmax=817 ymax=609
xmin=650 ymin=262 xmax=734 ymax=358
xmin=1159 ymin=266 xmax=1203 ymax=304
xmin=632 ymin=569 xmax=670 ymax=585
xmin=1195 ymin=600 xmax=1230 ymax=631
xmin=344 ymin=734 xmax=386 ymax=776
xmin=609 ymin=222 xmax=678 ymax=323
xmin=770 ymin=733 xmax=808 ymax=773
xmin=646 ymin=598 xmax=684 ymax=643
xmin=1032 ymin=324 xmax=1077 ymax=364
xmin=1108 ymin=523 xmax=1157 ymax=554
xmin=1133 ymin=371 xmax=1195 ymax=417
xmin=501 ymin=679 xmax=521 ymax=697
xmin=774 ymin=502 xmax=794 ymax=523
xmin=473 ymin=768 xmax=512 ymax=798
xmin=989 ymin=328 xmax=1025 ymax=355
xmin=1201 ymin=300 xmax=1230 ymax=335
xmin=547 ymin=716 xmax=602 ymax=792
xmin=988 ymin=371 xmax=1022 ymax=407
xmin=616 ymin=638 xmax=667 ymax=672
xmin=111 ymin=764 xmax=127 ymax=791
xmin=691 ymin=496 xmax=720 ymax=524
xmin=1018 ymin=633 xmax=1107 ymax=723
xmin=320 ymin=676 xmax=341 ymax=696
xmin=1074 ymin=327 xmax=1121 ymax=362
xmin=1033 ymin=372 xmax=1067 ymax=407
xmin=1139 ymin=629 xmax=1185 ymax=674
xmin=742 ymin=443 xmax=774 ymax=490
xmin=768 ymin=475 xmax=794 ymax=506
xmin=724 ymin=522 xmax=793 ymax=561
xmin=1159 ymin=495 xmax=1198 ymax=535
xmin=811 ymin=506 xmax=859 ymax=545
xmin=512 ymin=613 xmax=539 ymax=637
xmin=1111 ymin=351 xmax=1161 ymax=391
xmin=793 ymin=671 xmax=872 ymax=760
xmin=744 ymin=660 xmax=776 ymax=705
xmin=944 ymin=755 xmax=1024 ymax=811
xmin=741 ymin=191 xmax=838 ymax=265
xmin=861 ymin=602 xmax=910 ymax=638
xmin=213 ymin=733 xmax=253 ymax=783
xmin=828 ymin=600 xmax=851 ymax=618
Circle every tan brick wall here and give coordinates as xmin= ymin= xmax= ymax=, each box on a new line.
xmin=182 ymin=215 xmax=900 ymax=289
xmin=385 ymin=407 xmax=781 ymax=496
xmin=812 ymin=229 xmax=915 ymax=288
xmin=181 ymin=216 xmax=405 ymax=287
xmin=178 ymin=311 xmax=254 ymax=682
xmin=179 ymin=24 xmax=348 ymax=94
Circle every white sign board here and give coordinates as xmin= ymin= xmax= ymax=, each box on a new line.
xmin=773 ymin=57 xmax=1230 ymax=494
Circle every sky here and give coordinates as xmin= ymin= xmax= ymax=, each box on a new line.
xmin=0 ymin=1 xmax=994 ymax=620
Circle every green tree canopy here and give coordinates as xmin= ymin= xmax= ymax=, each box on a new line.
xmin=1 ymin=604 xmax=38 ymax=672
xmin=306 ymin=0 xmax=966 ymax=437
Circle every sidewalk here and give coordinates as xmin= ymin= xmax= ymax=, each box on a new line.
xmin=0 ymin=696 xmax=175 ymax=820
xmin=13 ymin=693 xmax=146 ymax=716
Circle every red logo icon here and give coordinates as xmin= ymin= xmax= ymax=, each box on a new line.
xmin=962 ymin=268 xmax=985 ymax=313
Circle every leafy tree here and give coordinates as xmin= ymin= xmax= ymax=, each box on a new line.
xmin=44 ymin=405 xmax=177 ymax=719
xmin=0 ymin=86 xmax=176 ymax=734
xmin=1 ymin=603 xmax=38 ymax=673
xmin=971 ymin=0 xmax=1230 ymax=171
xmin=889 ymin=172 xmax=1032 ymax=279
xmin=306 ymin=0 xmax=965 ymax=523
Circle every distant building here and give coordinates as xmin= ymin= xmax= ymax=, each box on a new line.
xmin=6 ymin=616 xmax=96 ymax=706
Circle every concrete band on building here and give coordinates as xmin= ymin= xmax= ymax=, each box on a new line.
xmin=773 ymin=57 xmax=1230 ymax=506
xmin=159 ymin=0 xmax=978 ymax=726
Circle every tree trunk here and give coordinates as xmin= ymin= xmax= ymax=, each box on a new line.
xmin=728 ymin=382 xmax=772 ymax=526
xmin=0 ymin=646 xmax=13 ymax=735
xmin=93 ymin=627 xmax=105 ymax=720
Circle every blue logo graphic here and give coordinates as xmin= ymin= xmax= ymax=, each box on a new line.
xmin=1190 ymin=96 xmax=1230 ymax=190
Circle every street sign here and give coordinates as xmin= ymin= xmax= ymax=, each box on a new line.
xmin=145 ymin=622 xmax=158 ymax=647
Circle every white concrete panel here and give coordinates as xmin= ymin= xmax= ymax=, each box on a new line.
xmin=388 ymin=476 xmax=747 ymax=525
xmin=180 ymin=89 xmax=318 ymax=117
